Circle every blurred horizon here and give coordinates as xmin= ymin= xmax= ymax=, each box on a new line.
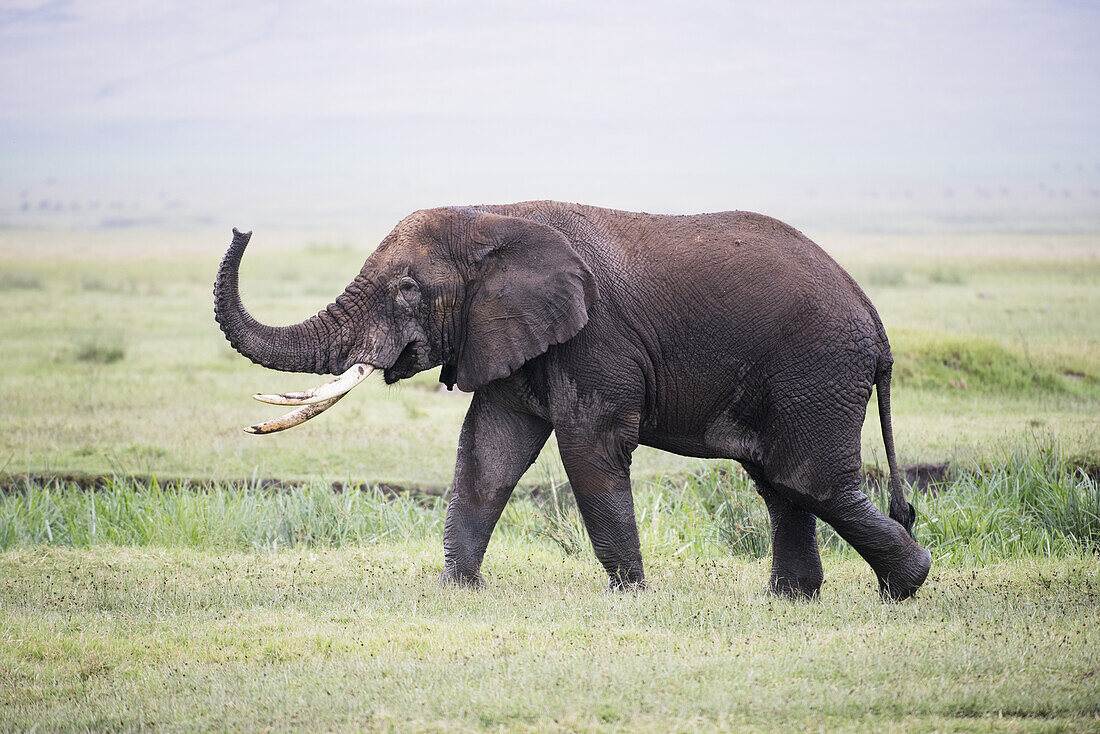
xmin=2 ymin=0 xmax=1099 ymax=238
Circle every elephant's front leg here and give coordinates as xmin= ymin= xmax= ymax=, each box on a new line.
xmin=441 ymin=392 xmax=552 ymax=587
xmin=556 ymin=424 xmax=644 ymax=590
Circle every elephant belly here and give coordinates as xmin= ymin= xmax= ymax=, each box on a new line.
xmin=640 ymin=414 xmax=762 ymax=463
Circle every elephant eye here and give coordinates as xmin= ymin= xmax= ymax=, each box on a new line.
xmin=398 ymin=276 xmax=419 ymax=294
xmin=397 ymin=276 xmax=421 ymax=308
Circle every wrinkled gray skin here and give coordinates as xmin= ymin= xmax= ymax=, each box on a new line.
xmin=215 ymin=201 xmax=932 ymax=600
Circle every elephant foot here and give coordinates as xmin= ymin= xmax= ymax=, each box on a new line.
xmin=439 ymin=565 xmax=484 ymax=589
xmin=607 ymin=569 xmax=646 ymax=592
xmin=607 ymin=579 xmax=646 ymax=593
xmin=769 ymin=572 xmax=823 ymax=600
xmin=877 ymin=546 xmax=932 ymax=601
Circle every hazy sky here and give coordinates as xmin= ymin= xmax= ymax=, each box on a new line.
xmin=2 ymin=0 xmax=1098 ymax=234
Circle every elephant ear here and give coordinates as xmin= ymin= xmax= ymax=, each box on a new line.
xmin=453 ymin=213 xmax=598 ymax=392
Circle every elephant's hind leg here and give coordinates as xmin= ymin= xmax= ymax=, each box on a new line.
xmin=809 ymin=487 xmax=932 ymax=600
xmin=748 ymin=469 xmax=823 ymax=599
xmin=764 ymin=395 xmax=931 ymax=600
xmin=772 ymin=459 xmax=931 ymax=600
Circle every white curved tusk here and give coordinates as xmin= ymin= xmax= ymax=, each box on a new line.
xmin=243 ymin=394 xmax=345 ymax=435
xmin=252 ymin=364 xmax=375 ymax=406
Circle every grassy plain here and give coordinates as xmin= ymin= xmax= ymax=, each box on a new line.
xmin=2 ymin=448 xmax=1099 ymax=732
xmin=0 ymin=227 xmax=1097 ymax=485
xmin=1 ymin=543 xmax=1098 ymax=731
xmin=1 ymin=397 xmax=1098 ymax=731
xmin=0 ymin=227 xmax=1098 ymax=731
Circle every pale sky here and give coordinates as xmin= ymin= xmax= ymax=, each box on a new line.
xmin=2 ymin=0 xmax=1098 ymax=234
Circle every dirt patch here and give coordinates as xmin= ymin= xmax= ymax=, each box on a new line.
xmin=864 ymin=463 xmax=951 ymax=495
xmin=0 ymin=473 xmax=449 ymax=500
xmin=4 ymin=461 xmax=1093 ymax=499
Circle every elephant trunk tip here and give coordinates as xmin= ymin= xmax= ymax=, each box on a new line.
xmin=213 ymin=227 xmax=345 ymax=376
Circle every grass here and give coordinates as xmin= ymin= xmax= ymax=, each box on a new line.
xmin=1 ymin=443 xmax=1098 ymax=731
xmin=72 ymin=334 xmax=127 ymax=365
xmin=0 ymin=229 xmax=1098 ymax=730
xmin=1 ymin=546 xmax=1097 ymax=731
xmin=915 ymin=446 xmax=1100 ymax=562
xmin=891 ymin=334 xmax=1076 ymax=393
xmin=0 ymin=229 xmax=1097 ymax=485
xmin=2 ymin=444 xmax=1096 ymax=565
xmin=864 ymin=263 xmax=907 ymax=287
xmin=928 ymin=264 xmax=969 ymax=285
xmin=0 ymin=271 xmax=43 ymax=290
xmin=2 ymin=440 xmax=1094 ymax=729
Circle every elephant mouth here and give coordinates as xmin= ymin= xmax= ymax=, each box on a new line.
xmin=244 ymin=363 xmax=376 ymax=434
xmin=383 ymin=339 xmax=426 ymax=383
xmin=240 ymin=339 xmax=428 ymax=435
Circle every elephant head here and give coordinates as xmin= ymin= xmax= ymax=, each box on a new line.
xmin=214 ymin=207 xmax=598 ymax=433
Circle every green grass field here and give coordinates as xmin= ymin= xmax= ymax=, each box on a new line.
xmin=2 ymin=547 xmax=1097 ymax=731
xmin=1 ymin=451 xmax=1098 ymax=730
xmin=1 ymin=228 xmax=1098 ymax=731
xmin=0 ymin=228 xmax=1096 ymax=485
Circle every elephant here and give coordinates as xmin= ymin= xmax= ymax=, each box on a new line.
xmin=214 ymin=201 xmax=932 ymax=600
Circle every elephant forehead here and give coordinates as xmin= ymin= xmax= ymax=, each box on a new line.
xmin=394 ymin=207 xmax=470 ymax=244
xmin=364 ymin=237 xmax=458 ymax=291
xmin=373 ymin=212 xmax=459 ymax=264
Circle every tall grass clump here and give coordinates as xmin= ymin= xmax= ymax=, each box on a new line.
xmin=0 ymin=271 xmax=43 ymax=290
xmin=864 ymin=265 xmax=907 ymax=287
xmin=1 ymin=446 xmax=1095 ymax=564
xmin=529 ymin=478 xmax=588 ymax=555
xmin=0 ymin=476 xmax=445 ymax=551
xmin=916 ymin=445 xmax=1099 ymax=563
xmin=636 ymin=467 xmax=771 ymax=558
xmin=893 ymin=334 xmax=1067 ymax=393
xmin=927 ymin=265 xmax=969 ymax=285
xmin=633 ymin=446 xmax=1097 ymax=564
xmin=72 ymin=335 xmax=126 ymax=365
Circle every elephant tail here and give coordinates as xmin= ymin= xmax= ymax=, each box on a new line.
xmin=875 ymin=361 xmax=916 ymax=536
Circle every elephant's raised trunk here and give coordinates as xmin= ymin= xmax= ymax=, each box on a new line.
xmin=214 ymin=228 xmax=341 ymax=375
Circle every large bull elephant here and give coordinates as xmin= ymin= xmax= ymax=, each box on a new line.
xmin=214 ymin=201 xmax=932 ymax=600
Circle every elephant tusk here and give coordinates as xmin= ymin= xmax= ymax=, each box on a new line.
xmin=243 ymin=393 xmax=346 ymax=435
xmin=252 ymin=364 xmax=375 ymax=406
